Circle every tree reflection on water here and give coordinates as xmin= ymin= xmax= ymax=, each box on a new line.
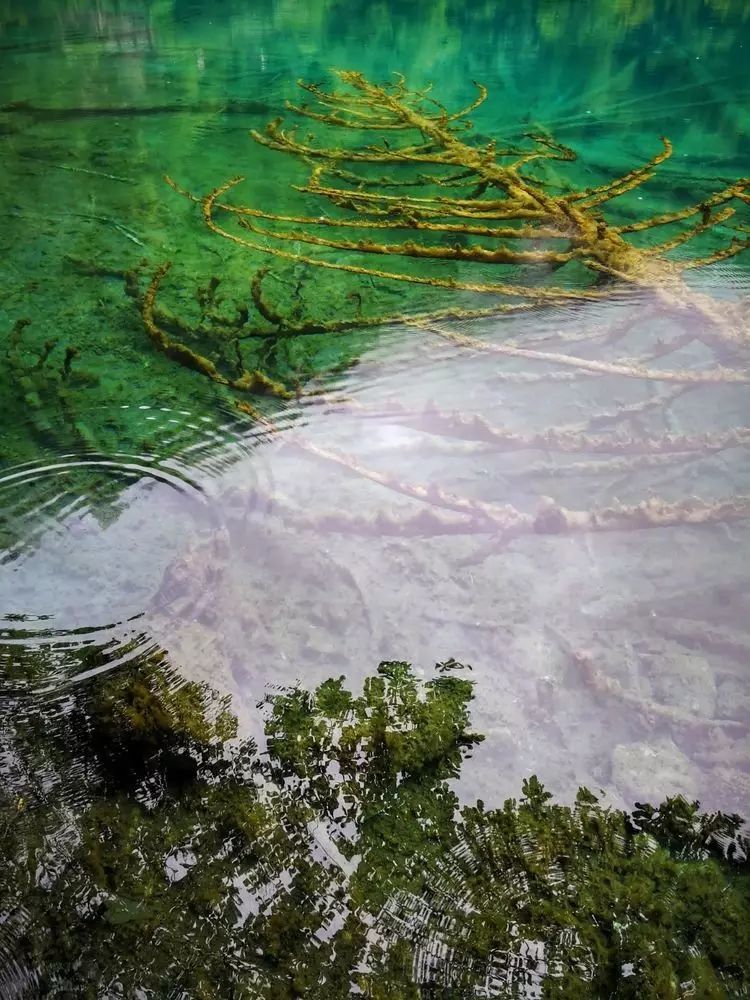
xmin=1 ymin=645 xmax=748 ymax=998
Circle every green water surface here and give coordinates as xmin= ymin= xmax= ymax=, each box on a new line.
xmin=2 ymin=1 xmax=750 ymax=996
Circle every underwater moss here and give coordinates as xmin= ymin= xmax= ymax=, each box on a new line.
xmin=170 ymin=71 xmax=750 ymax=357
xmin=128 ymin=71 xmax=750 ymax=557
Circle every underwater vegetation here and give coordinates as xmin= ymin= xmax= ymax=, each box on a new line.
xmin=4 ymin=316 xmax=88 ymax=439
xmin=131 ymin=70 xmax=750 ymax=556
xmin=1 ymin=648 xmax=749 ymax=998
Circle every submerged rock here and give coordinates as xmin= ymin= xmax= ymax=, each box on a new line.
xmin=716 ymin=676 xmax=750 ymax=721
xmin=612 ymin=737 xmax=700 ymax=803
xmin=640 ymin=641 xmax=717 ymax=719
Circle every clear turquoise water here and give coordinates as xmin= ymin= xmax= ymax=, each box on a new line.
xmin=1 ymin=1 xmax=750 ymax=994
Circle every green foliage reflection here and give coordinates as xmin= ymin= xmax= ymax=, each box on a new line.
xmin=1 ymin=651 xmax=748 ymax=997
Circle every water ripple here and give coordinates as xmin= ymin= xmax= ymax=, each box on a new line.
xmin=0 ymin=401 xmax=282 ymax=693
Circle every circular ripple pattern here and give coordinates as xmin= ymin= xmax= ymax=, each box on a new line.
xmin=0 ymin=401 xmax=287 ymax=687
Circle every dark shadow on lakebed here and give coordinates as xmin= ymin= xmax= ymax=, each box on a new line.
xmin=1 ymin=642 xmax=748 ymax=998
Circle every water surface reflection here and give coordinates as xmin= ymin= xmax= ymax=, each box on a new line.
xmin=5 ymin=293 xmax=749 ymax=814
xmin=2 ymin=0 xmax=750 ymax=994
